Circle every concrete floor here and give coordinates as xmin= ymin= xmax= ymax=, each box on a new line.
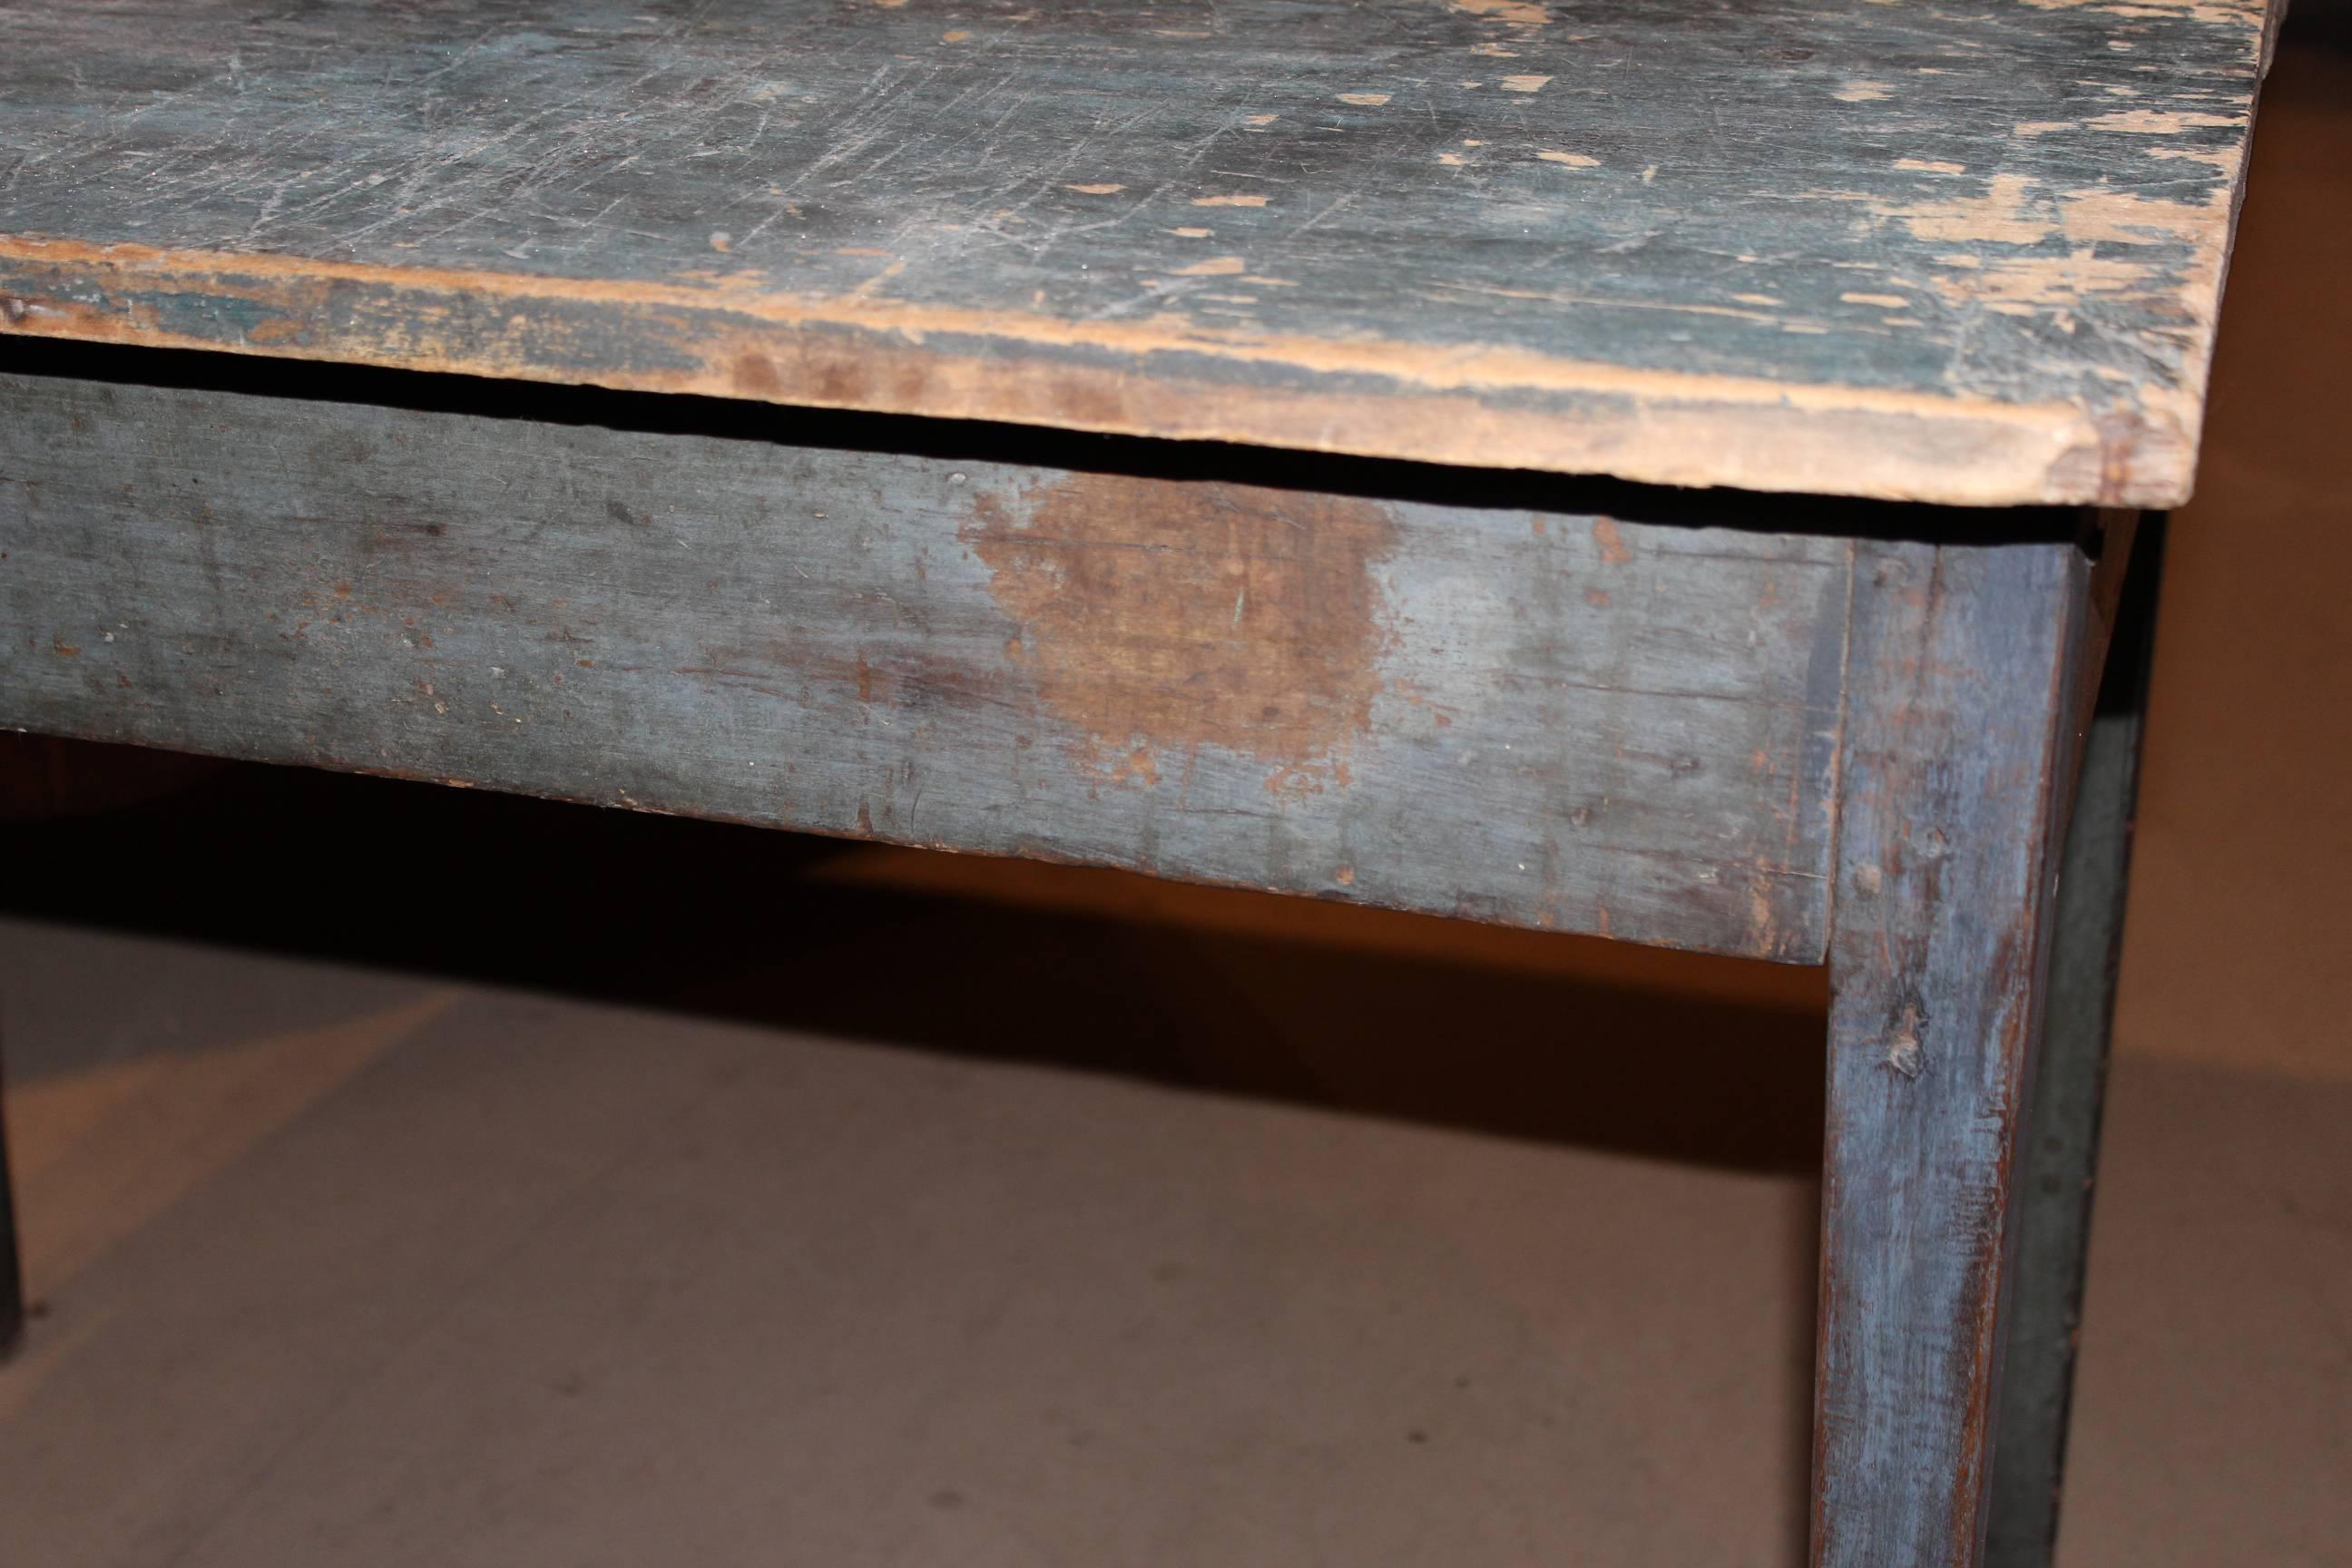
xmin=2 ymin=23 xmax=2347 ymax=1568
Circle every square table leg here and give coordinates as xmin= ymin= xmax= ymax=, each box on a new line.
xmin=0 ymin=1026 xmax=22 ymax=1358
xmin=1984 ymin=520 xmax=2165 ymax=1568
xmin=1813 ymin=534 xmax=2104 ymax=1567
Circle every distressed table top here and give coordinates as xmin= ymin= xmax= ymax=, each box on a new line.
xmin=0 ymin=0 xmax=2274 ymax=506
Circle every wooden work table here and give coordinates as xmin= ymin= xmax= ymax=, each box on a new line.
xmin=0 ymin=1 xmax=2278 ymax=1563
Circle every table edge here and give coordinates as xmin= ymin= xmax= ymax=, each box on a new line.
xmin=0 ymin=236 xmax=2194 ymax=509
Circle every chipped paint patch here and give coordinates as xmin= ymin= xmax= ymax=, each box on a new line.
xmin=1191 ymin=193 xmax=1270 ymax=207
xmin=965 ymin=476 xmax=1396 ymax=791
xmin=1834 ymin=81 xmax=1893 ymax=103
xmin=1592 ymin=517 xmax=1632 ymax=564
xmin=1452 ymin=0 xmax=1552 ymax=24
xmin=1338 ymin=92 xmax=1393 ymax=106
xmin=2080 ymin=108 xmax=2244 ymax=132
xmin=1538 ymin=150 xmax=1601 ymax=166
xmin=1894 ymin=159 xmax=1967 ymax=174
xmin=1927 ymin=248 xmax=2155 ymax=309
xmin=2015 ymin=0 xmax=2266 ymax=26
xmin=1498 ymin=74 xmax=1553 ymax=92
xmin=1880 ymin=173 xmax=2054 ymax=245
xmin=1065 ymin=183 xmax=1125 ymax=195
xmin=1169 ymin=255 xmax=1246 ymax=277
xmin=1841 ymin=291 xmax=1910 ymax=309
xmin=1877 ymin=172 xmax=2216 ymax=256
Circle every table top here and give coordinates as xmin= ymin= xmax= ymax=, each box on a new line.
xmin=0 ymin=0 xmax=2273 ymax=506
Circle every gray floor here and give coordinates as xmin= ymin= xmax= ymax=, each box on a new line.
xmin=1 ymin=927 xmax=1821 ymax=1568
xmin=2 ymin=26 xmax=2347 ymax=1568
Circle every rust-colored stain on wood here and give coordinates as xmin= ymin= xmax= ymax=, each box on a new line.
xmin=965 ymin=474 xmax=1397 ymax=793
xmin=1591 ymin=516 xmax=1633 ymax=565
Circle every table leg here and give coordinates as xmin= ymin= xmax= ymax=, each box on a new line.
xmin=1 ymin=1025 xmax=21 ymax=1358
xmin=1812 ymin=536 xmax=2096 ymax=1568
xmin=1984 ymin=519 xmax=2165 ymax=1568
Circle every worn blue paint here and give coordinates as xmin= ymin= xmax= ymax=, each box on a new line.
xmin=1817 ymin=538 xmax=2090 ymax=1567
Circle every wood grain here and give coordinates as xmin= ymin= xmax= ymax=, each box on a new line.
xmin=1815 ymin=538 xmax=2091 ymax=1566
xmin=0 ymin=0 xmax=2274 ymax=505
xmin=0 ymin=365 xmax=1847 ymax=961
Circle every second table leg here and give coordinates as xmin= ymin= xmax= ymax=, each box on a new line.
xmin=1984 ymin=518 xmax=2166 ymax=1568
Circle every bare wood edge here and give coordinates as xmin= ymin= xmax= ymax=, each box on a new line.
xmin=2260 ymin=0 xmax=2291 ymax=76
xmin=0 ymin=236 xmax=2193 ymax=509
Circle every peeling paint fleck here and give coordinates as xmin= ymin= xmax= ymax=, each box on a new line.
xmin=2080 ymin=107 xmax=2243 ymax=132
xmin=1452 ymin=0 xmax=1551 ymax=24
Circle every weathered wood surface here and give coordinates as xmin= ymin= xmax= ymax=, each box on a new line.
xmin=1984 ymin=518 xmax=2161 ymax=1568
xmin=0 ymin=0 xmax=2272 ymax=507
xmin=0 ymin=362 xmax=1847 ymax=961
xmin=1814 ymin=538 xmax=2090 ymax=1566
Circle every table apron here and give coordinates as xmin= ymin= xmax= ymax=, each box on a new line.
xmin=1 ymin=369 xmax=1847 ymax=961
